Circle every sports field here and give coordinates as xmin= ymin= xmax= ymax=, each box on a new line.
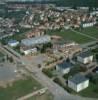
xmin=78 ymin=27 xmax=98 ymax=38
xmin=47 ymin=29 xmax=93 ymax=44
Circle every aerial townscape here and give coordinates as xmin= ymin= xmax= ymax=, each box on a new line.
xmin=0 ymin=0 xmax=98 ymax=100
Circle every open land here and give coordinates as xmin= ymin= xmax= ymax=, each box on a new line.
xmin=78 ymin=27 xmax=98 ymax=39
xmin=0 ymin=77 xmax=42 ymax=100
xmin=47 ymin=29 xmax=94 ymax=44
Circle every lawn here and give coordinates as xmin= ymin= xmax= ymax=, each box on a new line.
xmin=79 ymin=82 xmax=98 ymax=98
xmin=78 ymin=27 xmax=98 ymax=38
xmin=0 ymin=77 xmax=42 ymax=100
xmin=47 ymin=29 xmax=93 ymax=44
xmin=79 ymin=73 xmax=98 ymax=98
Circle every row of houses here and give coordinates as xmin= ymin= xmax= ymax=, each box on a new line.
xmin=20 ymin=7 xmax=98 ymax=38
xmin=82 ymin=22 xmax=96 ymax=28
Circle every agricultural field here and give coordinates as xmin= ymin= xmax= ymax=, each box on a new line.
xmin=47 ymin=29 xmax=93 ymax=44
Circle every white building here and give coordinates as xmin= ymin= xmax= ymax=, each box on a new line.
xmin=8 ymin=40 xmax=19 ymax=47
xmin=82 ymin=22 xmax=96 ymax=28
xmin=90 ymin=11 xmax=98 ymax=16
xmin=21 ymin=35 xmax=51 ymax=47
xmin=68 ymin=74 xmax=89 ymax=92
xmin=20 ymin=47 xmax=37 ymax=55
xmin=77 ymin=52 xmax=93 ymax=64
xmin=56 ymin=61 xmax=72 ymax=74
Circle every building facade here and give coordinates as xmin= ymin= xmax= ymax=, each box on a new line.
xmin=56 ymin=61 xmax=72 ymax=74
xmin=77 ymin=52 xmax=93 ymax=64
xmin=68 ymin=74 xmax=89 ymax=92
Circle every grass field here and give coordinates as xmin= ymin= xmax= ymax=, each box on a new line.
xmin=47 ymin=29 xmax=93 ymax=44
xmin=78 ymin=27 xmax=98 ymax=38
xmin=0 ymin=77 xmax=42 ymax=100
xmin=27 ymin=91 xmax=53 ymax=100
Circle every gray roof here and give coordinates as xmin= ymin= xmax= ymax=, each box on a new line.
xmin=69 ymin=74 xmax=88 ymax=85
xmin=58 ymin=61 xmax=72 ymax=69
xmin=21 ymin=35 xmax=51 ymax=47
xmin=78 ymin=51 xmax=92 ymax=58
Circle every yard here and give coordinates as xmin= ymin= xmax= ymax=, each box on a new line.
xmin=79 ymin=82 xmax=98 ymax=98
xmin=47 ymin=29 xmax=93 ymax=44
xmin=78 ymin=27 xmax=98 ymax=38
xmin=79 ymin=73 xmax=98 ymax=98
xmin=0 ymin=77 xmax=42 ymax=100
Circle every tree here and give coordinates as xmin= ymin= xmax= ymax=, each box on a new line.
xmin=96 ymin=54 xmax=98 ymax=61
xmin=9 ymin=57 xmax=14 ymax=63
xmin=41 ymin=42 xmax=53 ymax=53
xmin=66 ymin=58 xmax=70 ymax=63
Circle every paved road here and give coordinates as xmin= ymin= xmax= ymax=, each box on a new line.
xmin=1 ymin=45 xmax=98 ymax=100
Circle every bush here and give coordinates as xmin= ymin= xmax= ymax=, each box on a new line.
xmin=42 ymin=68 xmax=54 ymax=78
xmin=53 ymin=77 xmax=62 ymax=86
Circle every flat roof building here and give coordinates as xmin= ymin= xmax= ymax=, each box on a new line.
xmin=68 ymin=74 xmax=89 ymax=92
xmin=56 ymin=61 xmax=72 ymax=74
xmin=21 ymin=35 xmax=51 ymax=47
xmin=8 ymin=40 xmax=19 ymax=47
xmin=77 ymin=51 xmax=93 ymax=64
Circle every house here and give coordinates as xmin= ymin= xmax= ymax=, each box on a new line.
xmin=56 ymin=61 xmax=72 ymax=74
xmin=82 ymin=22 xmax=96 ymax=28
xmin=77 ymin=52 xmax=93 ymax=64
xmin=20 ymin=46 xmax=37 ymax=55
xmin=68 ymin=74 xmax=89 ymax=92
xmin=8 ymin=40 xmax=19 ymax=47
